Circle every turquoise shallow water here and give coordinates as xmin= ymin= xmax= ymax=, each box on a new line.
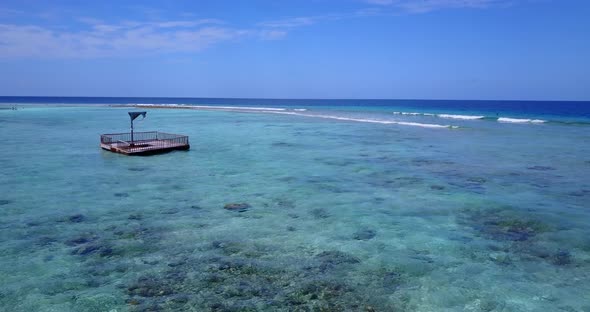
xmin=1 ymin=105 xmax=590 ymax=311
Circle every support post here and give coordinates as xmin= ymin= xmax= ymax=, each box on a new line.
xmin=128 ymin=112 xmax=147 ymax=147
xmin=130 ymin=118 xmax=134 ymax=146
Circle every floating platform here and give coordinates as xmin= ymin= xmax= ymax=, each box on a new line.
xmin=100 ymin=131 xmax=189 ymax=156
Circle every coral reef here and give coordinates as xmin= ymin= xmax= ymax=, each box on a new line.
xmin=224 ymin=203 xmax=251 ymax=212
xmin=353 ymin=229 xmax=377 ymax=240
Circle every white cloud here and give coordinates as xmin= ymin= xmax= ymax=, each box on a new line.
xmin=402 ymin=0 xmax=502 ymax=13
xmin=259 ymin=30 xmax=288 ymax=40
xmin=153 ymin=19 xmax=224 ymax=28
xmin=364 ymin=0 xmax=513 ymax=13
xmin=259 ymin=17 xmax=318 ymax=28
xmin=0 ymin=0 xmax=528 ymax=59
xmin=0 ymin=20 xmax=250 ymax=58
xmin=258 ymin=13 xmax=350 ymax=29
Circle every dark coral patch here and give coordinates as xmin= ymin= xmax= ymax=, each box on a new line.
xmin=128 ymin=214 xmax=142 ymax=220
xmin=276 ymin=198 xmax=296 ymax=209
xmin=460 ymin=208 xmax=551 ymax=242
xmin=551 ymin=250 xmax=572 ymax=266
xmin=68 ymin=214 xmax=86 ymax=223
xmin=223 ymin=203 xmax=251 ymax=212
xmin=527 ymin=166 xmax=555 ymax=171
xmin=127 ymin=276 xmax=174 ymax=297
xmin=128 ymin=167 xmax=147 ymax=172
xmin=210 ymin=240 xmax=243 ymax=255
xmin=315 ymin=250 xmax=360 ymax=267
xmin=161 ymin=208 xmax=180 ymax=214
xmin=487 ymin=219 xmax=550 ymax=241
xmin=71 ymin=242 xmax=114 ymax=257
xmin=568 ymin=189 xmax=590 ymax=197
xmin=36 ymin=236 xmax=58 ymax=247
xmin=353 ymin=229 xmax=376 ymax=241
xmin=272 ymin=142 xmax=295 ymax=147
xmin=119 ymin=242 xmax=401 ymax=311
xmin=72 ymin=244 xmax=102 ymax=256
xmin=65 ymin=234 xmax=96 ymax=246
xmin=310 ymin=208 xmax=329 ymax=219
xmin=467 ymin=177 xmax=487 ymax=184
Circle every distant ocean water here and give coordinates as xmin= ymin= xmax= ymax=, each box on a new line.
xmin=1 ymin=96 xmax=590 ymax=123
xmin=1 ymin=97 xmax=589 ymax=311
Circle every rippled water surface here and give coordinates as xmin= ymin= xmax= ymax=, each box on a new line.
xmin=1 ymin=105 xmax=589 ymax=311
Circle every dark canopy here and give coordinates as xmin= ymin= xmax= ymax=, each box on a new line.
xmin=128 ymin=111 xmax=147 ymax=121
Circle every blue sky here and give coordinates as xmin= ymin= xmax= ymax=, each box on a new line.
xmin=0 ymin=0 xmax=588 ymax=100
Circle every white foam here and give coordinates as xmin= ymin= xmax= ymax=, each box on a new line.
xmin=437 ymin=114 xmax=485 ymax=120
xmin=293 ymin=108 xmax=307 ymax=111
xmin=393 ymin=111 xmax=433 ymax=116
xmin=392 ymin=111 xmax=548 ymax=125
xmin=394 ymin=111 xmax=483 ymax=120
xmin=395 ymin=121 xmax=457 ymax=128
xmin=498 ymin=117 xmax=546 ymax=124
xmin=136 ymin=103 xmax=186 ymax=107
xmin=273 ymin=111 xmax=457 ymax=129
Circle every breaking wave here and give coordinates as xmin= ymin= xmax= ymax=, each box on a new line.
xmin=393 ymin=111 xmax=546 ymax=124
xmin=497 ymin=117 xmax=546 ymax=124
xmin=272 ymin=111 xmax=458 ymax=129
xmin=438 ymin=114 xmax=485 ymax=120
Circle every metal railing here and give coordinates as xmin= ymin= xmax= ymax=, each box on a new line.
xmin=101 ymin=131 xmax=189 ymax=153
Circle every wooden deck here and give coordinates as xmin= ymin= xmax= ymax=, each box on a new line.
xmin=101 ymin=139 xmax=189 ymax=155
xmin=100 ymin=131 xmax=190 ymax=156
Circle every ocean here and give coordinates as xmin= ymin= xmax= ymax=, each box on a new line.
xmin=0 ymin=97 xmax=589 ymax=311
xmin=2 ymin=96 xmax=590 ymax=121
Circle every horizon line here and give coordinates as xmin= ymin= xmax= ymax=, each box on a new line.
xmin=0 ymin=95 xmax=589 ymax=103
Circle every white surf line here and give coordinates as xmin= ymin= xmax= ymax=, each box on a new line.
xmin=498 ymin=117 xmax=546 ymax=123
xmin=130 ymin=104 xmax=458 ymax=129
xmin=270 ymin=111 xmax=458 ymax=129
xmin=392 ymin=111 xmax=547 ymax=124
xmin=393 ymin=111 xmax=484 ymax=120
xmin=393 ymin=111 xmax=424 ymax=116
xmin=437 ymin=114 xmax=485 ymax=120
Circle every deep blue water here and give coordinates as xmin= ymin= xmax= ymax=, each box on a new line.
xmin=1 ymin=96 xmax=589 ymax=121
